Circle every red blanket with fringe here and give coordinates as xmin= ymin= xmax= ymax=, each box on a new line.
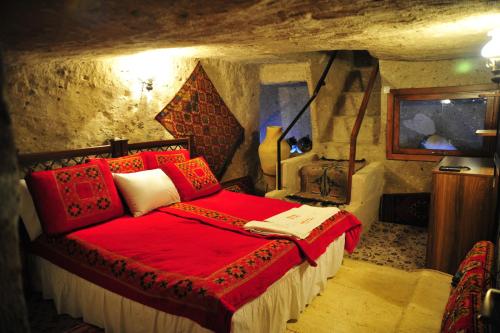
xmin=32 ymin=191 xmax=361 ymax=333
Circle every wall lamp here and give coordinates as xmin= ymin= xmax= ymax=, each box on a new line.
xmin=144 ymin=78 xmax=153 ymax=92
xmin=481 ymin=28 xmax=500 ymax=84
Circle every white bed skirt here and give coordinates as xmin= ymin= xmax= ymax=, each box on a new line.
xmin=31 ymin=233 xmax=345 ymax=333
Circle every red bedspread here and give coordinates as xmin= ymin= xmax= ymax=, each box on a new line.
xmin=158 ymin=190 xmax=362 ymax=265
xmin=32 ymin=191 xmax=361 ymax=333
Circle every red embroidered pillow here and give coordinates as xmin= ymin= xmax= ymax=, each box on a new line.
xmin=162 ymin=157 xmax=221 ymax=201
xmin=441 ymin=241 xmax=494 ymax=333
xmin=27 ymin=160 xmax=124 ymax=235
xmin=142 ymin=150 xmax=190 ymax=169
xmin=101 ymin=154 xmax=147 ymax=173
xmin=441 ymin=290 xmax=481 ymax=333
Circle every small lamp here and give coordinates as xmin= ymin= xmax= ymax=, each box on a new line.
xmin=145 ymin=78 xmax=153 ymax=92
xmin=141 ymin=78 xmax=154 ymax=103
xmin=481 ymin=28 xmax=500 ymax=84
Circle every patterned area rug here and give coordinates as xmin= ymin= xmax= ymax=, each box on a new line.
xmin=155 ymin=62 xmax=244 ymax=179
xmin=347 ymin=220 xmax=428 ymax=271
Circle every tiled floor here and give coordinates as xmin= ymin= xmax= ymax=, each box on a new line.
xmin=27 ymin=221 xmax=428 ymax=332
xmin=347 ymin=220 xmax=428 ymax=271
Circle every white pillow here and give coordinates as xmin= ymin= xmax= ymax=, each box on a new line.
xmin=113 ymin=169 xmax=180 ymax=217
xmin=19 ymin=179 xmax=43 ymax=241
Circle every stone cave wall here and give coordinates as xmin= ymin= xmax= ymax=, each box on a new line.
xmin=3 ymin=54 xmax=260 ymax=182
xmin=257 ymin=52 xmax=354 ymax=148
xmin=379 ymin=57 xmax=492 ymax=193
xmin=304 ymin=55 xmax=492 ymax=194
xmin=202 ymin=59 xmax=260 ymax=182
xmin=0 ymin=54 xmax=29 ymax=333
xmin=4 ymin=52 xmax=493 ymax=194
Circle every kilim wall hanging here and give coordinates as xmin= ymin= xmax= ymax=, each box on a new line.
xmin=155 ymin=62 xmax=244 ymax=179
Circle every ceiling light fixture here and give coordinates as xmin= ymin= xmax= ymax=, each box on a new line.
xmin=481 ymin=28 xmax=500 ymax=84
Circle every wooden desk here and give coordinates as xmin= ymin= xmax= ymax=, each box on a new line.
xmin=426 ymin=157 xmax=497 ymax=274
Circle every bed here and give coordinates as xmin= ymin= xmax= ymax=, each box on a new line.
xmin=18 ymin=138 xmax=362 ymax=333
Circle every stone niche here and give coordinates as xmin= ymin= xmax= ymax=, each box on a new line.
xmin=4 ymin=53 xmax=261 ymax=183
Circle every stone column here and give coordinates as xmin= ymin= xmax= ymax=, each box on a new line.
xmin=0 ymin=53 xmax=29 ymax=332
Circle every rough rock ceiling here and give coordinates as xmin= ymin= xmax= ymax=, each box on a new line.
xmin=1 ymin=0 xmax=500 ymax=63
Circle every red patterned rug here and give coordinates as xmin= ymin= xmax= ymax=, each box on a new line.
xmin=155 ymin=63 xmax=244 ymax=178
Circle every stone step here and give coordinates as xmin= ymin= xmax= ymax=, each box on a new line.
xmin=343 ymin=67 xmax=377 ymax=92
xmin=317 ymin=141 xmax=385 ymax=162
xmin=335 ymin=91 xmax=380 ymax=116
xmin=329 ymin=115 xmax=380 ymax=144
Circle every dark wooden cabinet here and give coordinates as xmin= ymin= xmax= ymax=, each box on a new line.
xmin=426 ymin=157 xmax=497 ymax=274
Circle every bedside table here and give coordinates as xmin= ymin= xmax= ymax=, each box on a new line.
xmin=426 ymin=156 xmax=497 ymax=274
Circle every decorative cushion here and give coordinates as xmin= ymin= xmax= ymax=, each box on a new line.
xmin=19 ymin=179 xmax=43 ymax=241
xmin=142 ymin=150 xmax=190 ymax=169
xmin=27 ymin=160 xmax=124 ymax=235
xmin=101 ymin=154 xmax=147 ymax=173
xmin=442 ymin=290 xmax=481 ymax=333
xmin=294 ymin=160 xmax=366 ymax=204
xmin=113 ymin=169 xmax=180 ymax=217
xmin=441 ymin=241 xmax=494 ymax=333
xmin=161 ymin=157 xmax=221 ymax=201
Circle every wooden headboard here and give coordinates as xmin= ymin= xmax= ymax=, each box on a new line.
xmin=17 ymin=137 xmax=191 ymax=175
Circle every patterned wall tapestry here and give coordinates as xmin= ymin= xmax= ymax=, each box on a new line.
xmin=155 ymin=62 xmax=244 ymax=179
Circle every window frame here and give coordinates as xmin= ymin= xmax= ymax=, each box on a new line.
xmin=386 ymin=84 xmax=499 ymax=162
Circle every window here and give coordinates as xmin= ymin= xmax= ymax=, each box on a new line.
xmin=260 ymin=82 xmax=312 ymax=154
xmin=387 ymin=85 xmax=499 ymax=161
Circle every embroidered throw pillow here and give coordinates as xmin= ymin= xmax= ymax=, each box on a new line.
xmin=143 ymin=150 xmax=190 ymax=169
xmin=113 ymin=169 xmax=180 ymax=217
xmin=441 ymin=241 xmax=494 ymax=333
xmin=100 ymin=154 xmax=147 ymax=173
xmin=27 ymin=160 xmax=124 ymax=235
xmin=441 ymin=290 xmax=481 ymax=333
xmin=162 ymin=157 xmax=221 ymax=201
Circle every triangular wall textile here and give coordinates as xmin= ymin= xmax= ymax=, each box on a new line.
xmin=155 ymin=62 xmax=244 ymax=179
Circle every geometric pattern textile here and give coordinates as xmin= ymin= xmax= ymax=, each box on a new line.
xmin=142 ymin=150 xmax=190 ymax=169
xmin=27 ymin=160 xmax=124 ymax=235
xmin=162 ymin=157 xmax=221 ymax=201
xmin=103 ymin=154 xmax=146 ymax=173
xmin=441 ymin=241 xmax=494 ymax=333
xmin=288 ymin=159 xmax=366 ymax=205
xmin=55 ymin=165 xmax=113 ymax=220
xmin=155 ymin=62 xmax=244 ymax=179
xmin=220 ymin=176 xmax=255 ymax=195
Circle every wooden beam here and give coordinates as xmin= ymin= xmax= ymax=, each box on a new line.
xmin=346 ymin=62 xmax=379 ymax=204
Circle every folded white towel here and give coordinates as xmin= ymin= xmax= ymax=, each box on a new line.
xmin=244 ymin=205 xmax=340 ymax=239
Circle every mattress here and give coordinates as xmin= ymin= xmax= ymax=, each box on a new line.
xmin=30 ymin=233 xmax=345 ymax=333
